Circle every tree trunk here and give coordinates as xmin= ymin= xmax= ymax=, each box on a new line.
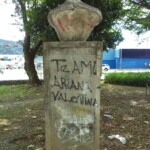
xmin=14 ymin=0 xmax=42 ymax=86
xmin=23 ymin=32 xmax=42 ymax=86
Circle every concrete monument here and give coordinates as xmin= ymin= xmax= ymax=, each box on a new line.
xmin=44 ymin=0 xmax=103 ymax=150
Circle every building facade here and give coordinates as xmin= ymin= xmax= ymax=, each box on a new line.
xmin=102 ymin=49 xmax=150 ymax=69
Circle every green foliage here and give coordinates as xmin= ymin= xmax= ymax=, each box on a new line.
xmin=82 ymin=0 xmax=124 ymax=49
xmin=24 ymin=0 xmax=124 ymax=49
xmin=27 ymin=0 xmax=64 ymax=42
xmin=105 ymin=72 xmax=150 ymax=86
xmin=123 ymin=0 xmax=150 ymax=34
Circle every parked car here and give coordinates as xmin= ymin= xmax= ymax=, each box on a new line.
xmin=102 ymin=64 xmax=110 ymax=71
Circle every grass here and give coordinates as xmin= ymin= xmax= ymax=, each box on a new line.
xmin=0 ymin=84 xmax=43 ymax=102
xmin=0 ymin=106 xmax=25 ymax=119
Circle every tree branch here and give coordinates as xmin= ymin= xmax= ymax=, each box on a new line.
xmin=31 ymin=40 xmax=43 ymax=56
xmin=129 ymin=0 xmax=150 ymax=9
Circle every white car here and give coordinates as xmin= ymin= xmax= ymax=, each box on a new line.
xmin=102 ymin=64 xmax=110 ymax=71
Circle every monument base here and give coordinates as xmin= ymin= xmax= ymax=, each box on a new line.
xmin=44 ymin=41 xmax=102 ymax=150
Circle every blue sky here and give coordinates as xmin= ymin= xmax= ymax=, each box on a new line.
xmin=0 ymin=1 xmax=150 ymax=48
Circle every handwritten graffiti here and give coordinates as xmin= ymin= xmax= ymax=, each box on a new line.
xmin=57 ymin=18 xmax=65 ymax=32
xmin=55 ymin=119 xmax=93 ymax=144
xmin=50 ymin=58 xmax=98 ymax=106
xmin=57 ymin=15 xmax=70 ymax=32
xmin=51 ymin=75 xmax=92 ymax=92
xmin=56 ymin=16 xmax=93 ymax=33
xmin=51 ymin=59 xmax=96 ymax=75
xmin=52 ymin=91 xmax=97 ymax=106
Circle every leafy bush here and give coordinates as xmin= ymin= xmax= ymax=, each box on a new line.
xmin=105 ymin=72 xmax=150 ymax=86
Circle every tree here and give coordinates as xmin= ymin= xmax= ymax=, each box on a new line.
xmin=12 ymin=0 xmax=43 ymax=86
xmin=129 ymin=0 xmax=150 ymax=9
xmin=83 ymin=0 xmax=124 ymax=49
xmin=11 ymin=0 xmax=125 ymax=86
xmin=27 ymin=0 xmax=125 ymax=50
xmin=123 ymin=0 xmax=150 ymax=34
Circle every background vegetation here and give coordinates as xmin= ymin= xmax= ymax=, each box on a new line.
xmin=105 ymin=72 xmax=150 ymax=86
xmin=1 ymin=0 xmax=150 ymax=86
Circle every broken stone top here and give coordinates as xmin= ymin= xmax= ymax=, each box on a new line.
xmin=48 ymin=0 xmax=102 ymax=41
xmin=67 ymin=0 xmax=81 ymax=4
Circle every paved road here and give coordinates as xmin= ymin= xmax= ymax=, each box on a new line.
xmin=0 ymin=69 xmax=43 ymax=81
xmin=0 ymin=68 xmax=149 ymax=81
xmin=106 ymin=69 xmax=150 ymax=73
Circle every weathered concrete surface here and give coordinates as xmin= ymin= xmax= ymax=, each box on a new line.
xmin=48 ymin=0 xmax=102 ymax=41
xmin=44 ymin=41 xmax=102 ymax=150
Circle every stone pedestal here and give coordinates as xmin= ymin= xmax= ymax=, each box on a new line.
xmin=44 ymin=0 xmax=103 ymax=149
xmin=48 ymin=0 xmax=102 ymax=41
xmin=44 ymin=41 xmax=102 ymax=150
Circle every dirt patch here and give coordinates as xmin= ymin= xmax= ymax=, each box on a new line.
xmin=0 ymin=101 xmax=45 ymax=150
xmin=0 ymin=84 xmax=150 ymax=150
xmin=101 ymin=84 xmax=150 ymax=150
